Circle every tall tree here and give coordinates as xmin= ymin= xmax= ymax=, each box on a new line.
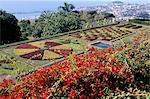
xmin=18 ymin=20 xmax=32 ymax=40
xmin=0 ymin=10 xmax=21 ymax=45
xmin=58 ymin=2 xmax=75 ymax=12
xmin=33 ymin=12 xmax=82 ymax=37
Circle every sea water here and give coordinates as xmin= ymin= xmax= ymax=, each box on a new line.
xmin=0 ymin=1 xmax=105 ymax=20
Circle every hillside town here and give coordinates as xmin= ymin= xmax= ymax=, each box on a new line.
xmin=77 ymin=1 xmax=150 ymax=21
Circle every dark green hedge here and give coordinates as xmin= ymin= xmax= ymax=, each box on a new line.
xmin=129 ymin=19 xmax=150 ymax=25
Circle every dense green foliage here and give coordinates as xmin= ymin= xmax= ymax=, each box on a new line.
xmin=129 ymin=18 xmax=150 ymax=25
xmin=34 ymin=12 xmax=83 ymax=37
xmin=0 ymin=10 xmax=21 ymax=45
xmin=17 ymin=10 xmax=115 ymax=39
xmin=80 ymin=11 xmax=114 ymax=28
xmin=18 ymin=20 xmax=32 ymax=40
xmin=31 ymin=11 xmax=114 ymax=38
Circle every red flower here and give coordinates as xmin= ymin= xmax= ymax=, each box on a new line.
xmin=117 ymin=66 xmax=123 ymax=71
xmin=80 ymin=87 xmax=84 ymax=92
xmin=128 ymin=51 xmax=132 ymax=56
xmin=98 ymin=92 xmax=103 ymax=97
xmin=89 ymin=47 xmax=95 ymax=52
xmin=68 ymin=90 xmax=76 ymax=98
xmin=65 ymin=77 xmax=72 ymax=85
xmin=92 ymin=87 xmax=96 ymax=92
xmin=89 ymin=93 xmax=95 ymax=97
xmin=112 ymin=67 xmax=117 ymax=73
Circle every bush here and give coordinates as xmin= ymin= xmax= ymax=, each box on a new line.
xmin=0 ymin=10 xmax=21 ymax=45
xmin=129 ymin=18 xmax=150 ymax=25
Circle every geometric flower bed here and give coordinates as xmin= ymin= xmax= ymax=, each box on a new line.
xmin=71 ymin=27 xmax=133 ymax=41
xmin=116 ymin=23 xmax=142 ymax=29
xmin=14 ymin=40 xmax=73 ymax=60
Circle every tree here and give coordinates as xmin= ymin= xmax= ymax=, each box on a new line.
xmin=0 ymin=10 xmax=21 ymax=45
xmin=33 ymin=29 xmax=42 ymax=38
xmin=32 ymin=18 xmax=44 ymax=38
xmin=32 ymin=12 xmax=82 ymax=37
xmin=58 ymin=2 xmax=75 ymax=12
xmin=79 ymin=11 xmax=115 ymax=28
xmin=18 ymin=20 xmax=33 ymax=40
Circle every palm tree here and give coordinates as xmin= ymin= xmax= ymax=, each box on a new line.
xmin=58 ymin=2 xmax=75 ymax=12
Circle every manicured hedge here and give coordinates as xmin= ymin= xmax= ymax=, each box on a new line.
xmin=129 ymin=19 xmax=150 ymax=25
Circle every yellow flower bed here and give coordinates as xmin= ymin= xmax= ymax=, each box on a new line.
xmin=42 ymin=50 xmax=63 ymax=60
xmin=29 ymin=41 xmax=46 ymax=48
xmin=80 ymin=33 xmax=86 ymax=37
xmin=50 ymin=44 xmax=72 ymax=50
xmin=86 ymin=32 xmax=92 ymax=35
xmin=14 ymin=49 xmax=39 ymax=55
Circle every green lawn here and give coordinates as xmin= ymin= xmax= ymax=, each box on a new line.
xmin=0 ymin=50 xmax=35 ymax=76
xmin=53 ymin=36 xmax=88 ymax=53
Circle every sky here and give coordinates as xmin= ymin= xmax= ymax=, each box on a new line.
xmin=0 ymin=0 xmax=149 ymax=3
xmin=0 ymin=0 xmax=150 ymax=4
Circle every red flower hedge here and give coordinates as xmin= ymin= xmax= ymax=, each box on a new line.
xmin=0 ymin=48 xmax=133 ymax=98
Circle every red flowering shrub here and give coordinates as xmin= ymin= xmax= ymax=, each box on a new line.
xmin=51 ymin=48 xmax=132 ymax=98
xmin=115 ymin=33 xmax=150 ymax=92
xmin=0 ymin=79 xmax=14 ymax=98
xmin=0 ymin=48 xmax=133 ymax=98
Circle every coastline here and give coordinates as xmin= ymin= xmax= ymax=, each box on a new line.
xmin=2 ymin=1 xmax=149 ymax=20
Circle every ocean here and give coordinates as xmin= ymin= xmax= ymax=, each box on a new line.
xmin=0 ymin=1 xmax=107 ymax=20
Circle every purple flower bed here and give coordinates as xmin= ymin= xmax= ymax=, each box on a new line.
xmin=21 ymin=50 xmax=43 ymax=60
xmin=50 ymin=49 xmax=72 ymax=56
xmin=45 ymin=41 xmax=62 ymax=47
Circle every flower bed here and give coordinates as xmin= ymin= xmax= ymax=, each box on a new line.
xmin=0 ymin=47 xmax=136 ymax=98
xmin=116 ymin=23 xmax=142 ymax=29
xmin=71 ymin=26 xmax=133 ymax=41
xmin=14 ymin=40 xmax=73 ymax=60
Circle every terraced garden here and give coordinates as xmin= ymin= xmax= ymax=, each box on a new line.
xmin=14 ymin=40 xmax=73 ymax=60
xmin=70 ymin=26 xmax=133 ymax=41
xmin=0 ymin=23 xmax=149 ymax=75
xmin=0 ymin=23 xmax=149 ymax=98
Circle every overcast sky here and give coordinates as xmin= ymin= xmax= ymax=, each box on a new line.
xmin=0 ymin=0 xmax=149 ymax=2
xmin=0 ymin=0 xmax=149 ymax=4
